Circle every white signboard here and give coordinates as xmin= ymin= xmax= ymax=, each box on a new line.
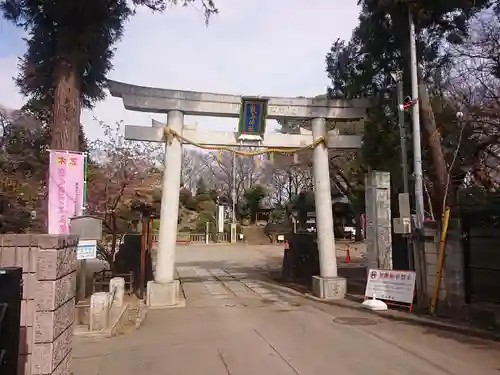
xmin=77 ymin=239 xmax=97 ymax=260
xmin=365 ymin=269 xmax=416 ymax=304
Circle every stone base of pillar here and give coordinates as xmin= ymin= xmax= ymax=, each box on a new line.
xmin=146 ymin=280 xmax=184 ymax=308
xmin=312 ymin=276 xmax=347 ymax=300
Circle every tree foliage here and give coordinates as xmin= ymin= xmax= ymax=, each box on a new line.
xmin=325 ymin=0 xmax=499 ymax=218
xmin=0 ymin=107 xmax=48 ymax=232
xmin=1 ymin=0 xmax=218 ymax=151
xmin=201 ymin=150 xmax=265 ymax=211
xmin=243 ymin=184 xmax=267 ymax=223
xmin=86 ymin=120 xmax=163 ymax=266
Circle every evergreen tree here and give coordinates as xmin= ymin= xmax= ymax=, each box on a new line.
xmin=0 ymin=109 xmax=48 ymax=232
xmin=1 ymin=0 xmax=217 ymax=151
xmin=326 ymin=0 xmax=495 ymax=216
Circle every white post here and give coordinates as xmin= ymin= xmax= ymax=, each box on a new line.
xmin=217 ymin=205 xmax=224 ymax=233
xmin=311 ymin=118 xmax=346 ymax=300
xmin=230 ymin=224 xmax=237 ymax=243
xmin=146 ymin=110 xmax=183 ymax=308
xmin=311 ymin=117 xmax=337 ymax=278
xmin=232 ymin=151 xmax=237 ymax=224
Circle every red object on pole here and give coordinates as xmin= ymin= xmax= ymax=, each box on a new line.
xmin=285 ymin=240 xmax=289 ymax=250
xmin=345 ymin=245 xmax=351 ymax=263
xmin=399 ymin=98 xmax=418 ymax=111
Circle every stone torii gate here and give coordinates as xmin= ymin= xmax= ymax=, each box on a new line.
xmin=108 ymin=80 xmax=368 ymax=307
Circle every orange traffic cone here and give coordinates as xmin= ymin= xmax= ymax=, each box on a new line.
xmin=285 ymin=240 xmax=289 ymax=250
xmin=345 ymin=244 xmax=351 ymax=263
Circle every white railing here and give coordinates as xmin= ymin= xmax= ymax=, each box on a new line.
xmin=151 ymin=232 xmax=230 ymax=244
xmin=213 ymin=232 xmax=229 ymax=242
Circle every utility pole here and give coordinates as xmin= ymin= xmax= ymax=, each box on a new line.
xmin=390 ymin=70 xmax=410 ymax=194
xmin=409 ymin=9 xmax=425 ymax=229
xmin=391 ymin=70 xmax=414 ymax=270
xmin=409 ymin=8 xmax=427 ymax=308
xmin=397 ymin=79 xmax=410 ymax=194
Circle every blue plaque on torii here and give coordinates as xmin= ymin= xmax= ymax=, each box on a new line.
xmin=237 ymin=97 xmax=269 ymax=141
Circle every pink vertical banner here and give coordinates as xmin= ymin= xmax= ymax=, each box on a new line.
xmin=48 ymin=151 xmax=85 ymax=234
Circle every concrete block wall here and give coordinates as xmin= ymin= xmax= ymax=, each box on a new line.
xmin=423 ymin=220 xmax=465 ymax=315
xmin=0 ymin=234 xmax=77 ymax=375
xmin=423 ymin=225 xmax=446 ymax=302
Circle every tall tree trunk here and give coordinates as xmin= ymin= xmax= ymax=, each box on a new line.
xmin=418 ymin=82 xmax=449 ymax=217
xmin=52 ymin=58 xmax=81 ymax=151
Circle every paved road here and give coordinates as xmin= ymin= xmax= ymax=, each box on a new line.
xmin=74 ymin=244 xmax=500 ymax=375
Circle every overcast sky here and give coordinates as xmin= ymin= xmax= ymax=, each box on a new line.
xmin=0 ymin=0 xmax=360 ymax=141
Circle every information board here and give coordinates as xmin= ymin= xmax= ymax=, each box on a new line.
xmin=77 ymin=239 xmax=97 ymax=260
xmin=364 ymin=269 xmax=416 ymax=304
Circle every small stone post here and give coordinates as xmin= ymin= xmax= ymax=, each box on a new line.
xmin=109 ymin=277 xmax=125 ymax=308
xmin=89 ymin=292 xmax=110 ymax=331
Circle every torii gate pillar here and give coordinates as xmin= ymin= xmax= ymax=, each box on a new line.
xmin=146 ymin=110 xmax=184 ymax=308
xmin=310 ymin=117 xmax=346 ymax=299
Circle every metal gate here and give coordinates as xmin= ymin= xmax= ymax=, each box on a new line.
xmin=462 ymin=206 xmax=500 ymax=304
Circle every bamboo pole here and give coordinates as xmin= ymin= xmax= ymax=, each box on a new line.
xmin=430 ymin=207 xmax=451 ymax=314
